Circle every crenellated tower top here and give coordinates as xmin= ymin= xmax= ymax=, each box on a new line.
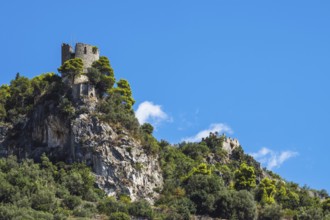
xmin=61 ymin=43 xmax=100 ymax=72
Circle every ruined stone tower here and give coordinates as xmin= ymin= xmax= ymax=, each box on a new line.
xmin=61 ymin=43 xmax=99 ymax=100
xmin=61 ymin=43 xmax=100 ymax=72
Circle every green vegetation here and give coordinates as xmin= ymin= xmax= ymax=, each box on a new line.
xmin=92 ymin=46 xmax=98 ymax=54
xmin=157 ymin=136 xmax=259 ymax=220
xmin=0 ymin=155 xmax=170 ymax=219
xmin=92 ymin=56 xmax=113 ymax=75
xmin=256 ymin=177 xmax=277 ymax=205
xmin=0 ymin=56 xmax=138 ymax=135
xmin=95 ymin=76 xmax=139 ymax=134
xmin=0 ymin=72 xmax=62 ymax=124
xmin=110 ymin=79 xmax=135 ymax=110
xmin=0 ymin=55 xmax=329 ymax=219
xmin=58 ymin=58 xmax=83 ymax=84
xmin=88 ymin=56 xmax=116 ymax=96
xmin=0 ymin=155 xmax=102 ymax=219
xmin=234 ymin=163 xmax=256 ymax=191
xmin=96 ymin=91 xmax=139 ymax=134
xmin=156 ymin=134 xmax=330 ymax=219
xmin=141 ymin=123 xmax=154 ymax=135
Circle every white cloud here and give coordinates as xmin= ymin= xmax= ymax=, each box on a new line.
xmin=182 ymin=123 xmax=233 ymax=142
xmin=250 ymin=147 xmax=298 ymax=170
xmin=135 ymin=101 xmax=169 ymax=125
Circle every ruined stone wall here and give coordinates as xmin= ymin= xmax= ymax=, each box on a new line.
xmin=73 ymin=75 xmax=89 ymax=84
xmin=61 ymin=43 xmax=100 ymax=72
xmin=61 ymin=43 xmax=74 ymax=65
xmin=222 ymin=137 xmax=240 ymax=154
xmin=72 ymin=83 xmax=96 ymax=100
xmin=61 ymin=43 xmax=99 ymax=100
xmin=75 ymin=43 xmax=99 ymax=72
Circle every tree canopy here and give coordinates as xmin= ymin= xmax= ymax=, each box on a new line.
xmin=234 ymin=163 xmax=256 ymax=191
xmin=110 ymin=79 xmax=135 ymax=110
xmin=58 ymin=58 xmax=83 ymax=83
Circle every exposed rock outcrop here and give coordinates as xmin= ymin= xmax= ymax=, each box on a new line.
xmin=222 ymin=137 xmax=239 ymax=154
xmin=0 ymin=100 xmax=163 ymax=202
xmin=71 ymin=113 xmax=163 ymax=202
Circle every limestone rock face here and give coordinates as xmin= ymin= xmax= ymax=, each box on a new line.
xmin=70 ymin=113 xmax=163 ymax=202
xmin=1 ymin=102 xmax=163 ymax=202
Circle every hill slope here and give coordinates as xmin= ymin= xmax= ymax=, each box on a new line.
xmin=0 ymin=52 xmax=329 ymax=219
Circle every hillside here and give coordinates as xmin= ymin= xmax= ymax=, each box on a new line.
xmin=0 ymin=43 xmax=329 ymax=220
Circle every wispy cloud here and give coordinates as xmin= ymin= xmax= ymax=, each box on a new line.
xmin=177 ymin=108 xmax=200 ymax=131
xmin=250 ymin=147 xmax=298 ymax=170
xmin=182 ymin=123 xmax=233 ymax=142
xmin=135 ymin=101 xmax=169 ymax=125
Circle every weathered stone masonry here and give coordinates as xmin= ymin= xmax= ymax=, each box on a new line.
xmin=61 ymin=43 xmax=100 ymax=100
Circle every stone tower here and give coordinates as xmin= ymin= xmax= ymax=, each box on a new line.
xmin=61 ymin=43 xmax=100 ymax=72
xmin=61 ymin=43 xmax=99 ymax=100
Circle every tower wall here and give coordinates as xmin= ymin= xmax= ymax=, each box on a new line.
xmin=72 ymin=83 xmax=96 ymax=100
xmin=75 ymin=43 xmax=100 ymax=72
xmin=61 ymin=42 xmax=99 ymax=101
xmin=61 ymin=43 xmax=74 ymax=65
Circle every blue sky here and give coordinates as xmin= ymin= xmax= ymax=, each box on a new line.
xmin=1 ymin=1 xmax=330 ymax=192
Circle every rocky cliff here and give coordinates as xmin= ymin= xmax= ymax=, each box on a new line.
xmin=0 ymin=98 xmax=163 ymax=203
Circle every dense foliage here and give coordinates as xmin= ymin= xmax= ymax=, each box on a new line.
xmin=0 ymin=155 xmax=170 ymax=220
xmin=1 ymin=56 xmax=330 ymax=219
xmin=0 ymin=72 xmax=62 ymax=124
xmin=0 ymin=155 xmax=102 ymax=219
xmin=1 ymin=56 xmax=138 ymax=133
xmin=1 ymin=140 xmax=329 ymax=219
xmin=58 ymin=58 xmax=83 ymax=84
xmin=155 ymin=134 xmax=330 ymax=220
xmin=88 ymin=56 xmax=116 ymax=96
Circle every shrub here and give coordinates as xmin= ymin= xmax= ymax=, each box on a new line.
xmin=86 ymin=67 xmax=101 ymax=85
xmin=167 ymin=197 xmax=196 ymax=219
xmin=84 ymin=188 xmax=100 ymax=202
xmin=295 ymin=207 xmax=323 ymax=220
xmin=142 ymin=133 xmax=160 ymax=155
xmin=55 ymin=186 xmax=70 ymax=199
xmin=128 ymin=200 xmax=153 ymax=218
xmin=0 ymin=204 xmax=54 ymax=220
xmin=97 ymin=96 xmax=140 ymax=134
xmin=141 ymin=123 xmax=154 ymax=134
xmin=97 ymin=197 xmax=128 ymax=216
xmin=62 ymin=195 xmax=82 ymax=210
xmin=31 ymin=189 xmax=57 ymax=212
xmin=234 ymin=163 xmax=256 ymax=191
xmin=61 ymin=164 xmax=94 ymax=196
xmin=119 ymin=194 xmax=131 ymax=204
xmin=180 ymin=142 xmax=210 ymax=161
xmin=258 ymin=204 xmax=283 ymax=220
xmin=212 ymin=189 xmax=234 ymax=219
xmin=58 ymin=97 xmax=75 ymax=117
xmin=73 ymin=207 xmax=93 ymax=217
xmin=232 ymin=190 xmax=256 ymax=220
xmin=109 ymin=212 xmax=130 ymax=220
xmin=184 ymin=174 xmax=224 ymax=215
